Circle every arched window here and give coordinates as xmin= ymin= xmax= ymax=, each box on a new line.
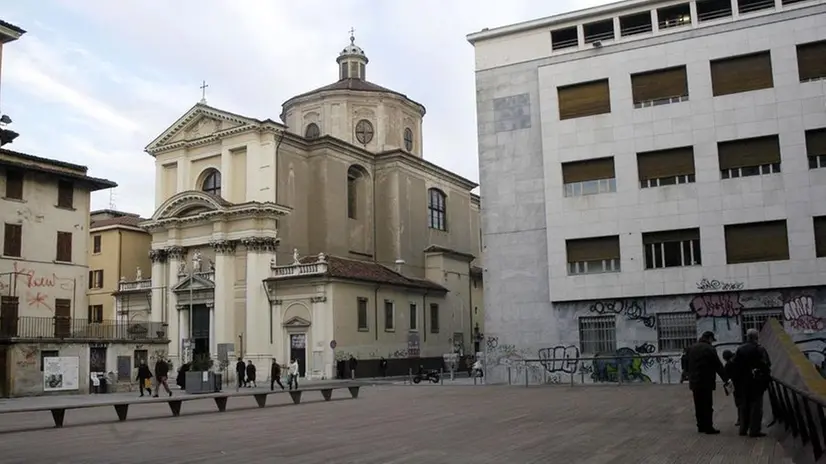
xmin=347 ymin=165 xmax=367 ymax=219
xmin=305 ymin=123 xmax=320 ymax=139
xmin=201 ymin=169 xmax=221 ymax=197
xmin=403 ymin=128 xmax=414 ymax=152
xmin=428 ymin=188 xmax=447 ymax=231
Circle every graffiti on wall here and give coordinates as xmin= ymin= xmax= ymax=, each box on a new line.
xmin=537 ymin=345 xmax=580 ymax=374
xmin=696 ymin=278 xmax=744 ymax=292
xmin=588 ymin=299 xmax=655 ymax=328
xmin=0 ymin=262 xmax=74 ymax=312
xmin=590 ymin=347 xmax=651 ymax=383
xmin=784 ymin=296 xmax=824 ymax=332
xmin=689 ymin=293 xmax=743 ymax=330
xmin=16 ymin=345 xmax=38 ymax=368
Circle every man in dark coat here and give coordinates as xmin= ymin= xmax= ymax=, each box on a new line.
xmin=235 ymin=358 xmax=247 ymax=391
xmin=136 ymin=360 xmax=153 ymax=397
xmin=153 ymin=358 xmax=172 ymax=397
xmin=686 ymin=331 xmax=730 ymax=434
xmin=270 ymin=358 xmax=284 ymax=391
xmin=732 ymin=328 xmax=771 ymax=437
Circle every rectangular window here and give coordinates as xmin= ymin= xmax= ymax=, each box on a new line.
xmin=357 ymin=297 xmax=368 ymax=331
xmin=718 ymin=135 xmax=781 ymax=179
xmin=725 ymin=220 xmax=789 ymax=264
xmin=0 ymin=296 xmax=19 ymax=337
xmin=56 ymin=231 xmax=72 ymax=262
xmin=3 ymin=223 xmax=22 ymax=257
xmin=806 ymin=128 xmax=826 ymax=170
xmin=57 ymin=180 xmax=74 ymax=209
xmin=557 ymin=79 xmax=611 ymax=120
xmin=409 ymin=303 xmax=418 ymax=331
xmin=657 ymin=313 xmax=697 ymax=352
xmin=88 ymin=270 xmax=104 ymax=289
xmin=566 ymin=236 xmax=621 ymax=275
xmin=40 ymin=350 xmax=59 ymax=372
xmin=741 ymin=309 xmax=783 ymax=341
xmin=631 ymin=66 xmax=689 ymax=107
xmin=619 ymin=11 xmax=653 ymax=37
xmin=92 ymin=235 xmax=101 ymax=254
xmin=550 ymin=26 xmax=578 ymax=50
xmin=737 ymin=0 xmax=774 ymax=14
xmin=696 ymin=0 xmax=732 ymax=22
xmin=562 ymin=157 xmax=616 ymax=197
xmin=583 ymin=19 xmax=614 ymax=44
xmin=87 ymin=305 xmax=103 ymax=323
xmin=643 ymin=228 xmax=702 ymax=269
xmin=384 ymin=300 xmax=395 ymax=332
xmin=710 ymin=51 xmax=773 ymax=96
xmin=637 ymin=147 xmax=696 ymax=188
xmin=814 ymin=216 xmax=826 ymax=258
xmin=4 ymin=169 xmax=23 ymax=200
xmin=657 ymin=3 xmax=692 ymax=29
xmin=134 ymin=349 xmax=149 ymax=366
xmin=797 ymin=40 xmax=826 ymax=82
xmin=578 ymin=315 xmax=616 ymax=354
xmin=430 ymin=303 xmax=440 ymax=334
xmin=54 ymin=298 xmax=71 ymax=338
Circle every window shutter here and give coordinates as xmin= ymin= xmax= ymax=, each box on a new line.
xmin=566 ymin=236 xmax=621 ymax=262
xmin=557 ymin=79 xmax=611 ymax=120
xmin=814 ymin=216 xmax=826 ymax=258
xmin=3 ymin=223 xmax=22 ymax=257
xmin=806 ymin=129 xmax=826 ymax=156
xmin=725 ymin=221 xmax=789 ymax=264
xmin=637 ymin=147 xmax=695 ymax=180
xmin=562 ymin=157 xmax=616 ymax=183
xmin=711 ymin=52 xmax=773 ymax=96
xmin=56 ymin=232 xmax=72 ymax=262
xmin=5 ymin=170 xmax=23 ymax=199
xmin=797 ymin=41 xmax=826 ymax=82
xmin=718 ymin=135 xmax=781 ymax=170
xmin=642 ymin=228 xmax=700 ymax=244
xmin=631 ymin=66 xmax=688 ymax=103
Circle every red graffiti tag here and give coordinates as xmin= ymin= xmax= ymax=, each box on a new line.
xmin=790 ymin=316 xmax=825 ymax=332
xmin=26 ymin=291 xmax=52 ymax=310
xmin=690 ymin=293 xmax=743 ymax=318
xmin=8 ymin=262 xmax=73 ymax=291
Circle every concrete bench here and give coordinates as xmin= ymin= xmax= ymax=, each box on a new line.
xmin=0 ymin=384 xmax=361 ymax=428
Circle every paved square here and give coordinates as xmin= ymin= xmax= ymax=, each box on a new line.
xmin=0 ymin=384 xmax=791 ymax=463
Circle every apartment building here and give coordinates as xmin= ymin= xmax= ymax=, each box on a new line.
xmin=468 ymin=0 xmax=826 ymax=383
xmin=88 ymin=210 xmax=151 ymax=322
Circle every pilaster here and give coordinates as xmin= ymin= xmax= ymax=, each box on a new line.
xmin=149 ymin=249 xmax=167 ymax=324
xmin=166 ymin=246 xmax=185 ymax=360
xmin=272 ymin=299 xmax=284 ymax=363
xmin=310 ymin=295 xmax=331 ymax=380
xmin=242 ymin=237 xmax=278 ymax=358
xmin=210 ymin=239 xmax=237 ymax=358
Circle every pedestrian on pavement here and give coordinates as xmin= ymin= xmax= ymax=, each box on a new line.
xmin=153 ymin=357 xmax=172 ymax=397
xmin=349 ymin=355 xmax=358 ymax=380
xmin=686 ymin=331 xmax=731 ymax=435
xmin=680 ymin=347 xmax=690 ymax=383
xmin=270 ymin=358 xmax=285 ymax=390
xmin=731 ymin=328 xmax=771 ymax=437
xmin=722 ymin=350 xmax=741 ymax=427
xmin=235 ymin=358 xmax=247 ymax=391
xmin=288 ymin=358 xmax=300 ymax=390
xmin=246 ymin=360 xmax=257 ymax=388
xmin=136 ymin=360 xmax=153 ymax=397
xmin=379 ymin=357 xmax=388 ymax=377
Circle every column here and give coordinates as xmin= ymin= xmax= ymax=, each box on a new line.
xmin=207 ymin=301 xmax=216 ymax=360
xmin=242 ymin=237 xmax=278 ymax=358
xmin=272 ymin=300 xmax=284 ymax=362
xmin=210 ymin=240 xmax=236 ymax=356
xmin=166 ymin=246 xmax=185 ymax=362
xmin=149 ymin=249 xmax=167 ymax=324
xmin=310 ymin=295 xmax=330 ymax=380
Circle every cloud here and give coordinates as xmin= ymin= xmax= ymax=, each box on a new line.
xmin=1 ymin=0 xmax=615 ymax=217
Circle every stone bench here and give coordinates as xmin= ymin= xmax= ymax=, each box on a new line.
xmin=0 ymin=384 xmax=361 ymax=428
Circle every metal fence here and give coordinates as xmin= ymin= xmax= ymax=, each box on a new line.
xmin=0 ymin=316 xmax=168 ymax=341
xmin=767 ymin=376 xmax=826 ymax=462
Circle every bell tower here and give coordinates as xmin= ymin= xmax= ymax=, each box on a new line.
xmin=337 ymin=29 xmax=368 ymax=81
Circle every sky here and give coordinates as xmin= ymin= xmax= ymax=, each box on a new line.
xmin=0 ymin=0 xmax=613 ymax=218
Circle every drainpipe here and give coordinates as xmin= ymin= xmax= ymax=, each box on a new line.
xmin=422 ymin=291 xmax=428 ymax=343
xmin=371 ymin=167 xmax=377 ymax=261
xmin=468 ymin=261 xmax=473 ymax=353
xmin=374 ymin=285 xmax=380 ymax=341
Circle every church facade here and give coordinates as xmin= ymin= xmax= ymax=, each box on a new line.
xmin=115 ymin=36 xmax=484 ymax=379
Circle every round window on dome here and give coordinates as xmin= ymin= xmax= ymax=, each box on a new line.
xmin=355 ymin=119 xmax=374 ymax=145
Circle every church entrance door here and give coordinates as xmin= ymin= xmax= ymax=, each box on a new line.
xmin=290 ymin=333 xmax=306 ymax=377
xmin=191 ymin=304 xmax=211 ymax=358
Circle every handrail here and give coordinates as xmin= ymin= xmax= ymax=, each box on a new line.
xmin=767 ymin=375 xmax=826 ymax=461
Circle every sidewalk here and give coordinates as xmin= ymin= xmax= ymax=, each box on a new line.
xmin=0 ymin=378 xmax=357 ymax=412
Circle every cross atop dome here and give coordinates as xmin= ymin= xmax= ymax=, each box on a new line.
xmin=337 ymin=27 xmax=368 ymax=81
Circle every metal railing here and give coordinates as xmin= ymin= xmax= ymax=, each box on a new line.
xmin=0 ymin=316 xmax=168 ymax=341
xmin=118 ymin=278 xmax=151 ymax=291
xmin=767 ymin=376 xmax=826 ymax=461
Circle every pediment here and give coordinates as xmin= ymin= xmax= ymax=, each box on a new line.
xmin=149 ymin=191 xmax=228 ymax=222
xmin=172 ymin=274 xmax=215 ymax=293
xmin=146 ymin=103 xmax=259 ymax=154
xmin=282 ymin=316 xmax=311 ymax=328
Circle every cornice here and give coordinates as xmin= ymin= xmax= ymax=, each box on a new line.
xmin=375 ymin=150 xmax=478 ymax=191
xmin=282 ymin=87 xmax=426 ymax=120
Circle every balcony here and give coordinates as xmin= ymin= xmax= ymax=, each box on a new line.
xmin=179 ymin=270 xmax=215 ymax=282
xmin=118 ymin=278 xmax=151 ymax=292
xmin=0 ymin=317 xmax=168 ymax=341
xmin=270 ymin=253 xmax=329 ymax=279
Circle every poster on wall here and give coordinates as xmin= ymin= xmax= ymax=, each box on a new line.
xmin=43 ymin=356 xmax=80 ymax=392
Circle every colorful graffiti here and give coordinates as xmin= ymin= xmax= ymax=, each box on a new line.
xmin=689 ymin=293 xmax=743 ymax=330
xmin=537 ymin=345 xmax=580 ymax=374
xmin=588 ymin=299 xmax=655 ymax=328
xmin=784 ymin=296 xmax=824 ymax=332
xmin=590 ymin=347 xmax=651 ymax=383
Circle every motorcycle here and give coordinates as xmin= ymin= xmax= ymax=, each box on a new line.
xmin=412 ymin=370 xmax=440 ymax=384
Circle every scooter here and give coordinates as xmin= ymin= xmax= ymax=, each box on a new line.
xmin=412 ymin=370 xmax=440 ymax=384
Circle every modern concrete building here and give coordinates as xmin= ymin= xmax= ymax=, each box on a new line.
xmin=87 ymin=210 xmax=152 ymax=322
xmin=468 ymin=0 xmax=826 ymax=383
xmin=116 ymin=34 xmax=484 ymax=380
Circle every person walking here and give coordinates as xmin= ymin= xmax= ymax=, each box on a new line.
xmin=246 ymin=360 xmax=257 ymax=388
xmin=136 ymin=360 xmax=153 ymax=397
xmin=288 ymin=358 xmax=300 ymax=390
xmin=348 ymin=355 xmax=358 ymax=380
xmin=270 ymin=358 xmax=285 ymax=391
xmin=722 ymin=350 xmax=742 ymax=427
xmin=235 ymin=358 xmax=247 ymax=391
xmin=686 ymin=331 xmax=730 ymax=434
xmin=379 ymin=357 xmax=388 ymax=377
xmin=732 ymin=328 xmax=771 ymax=437
xmin=153 ymin=357 xmax=172 ymax=397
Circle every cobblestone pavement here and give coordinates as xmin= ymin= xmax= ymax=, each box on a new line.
xmin=0 ymin=384 xmax=793 ymax=463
